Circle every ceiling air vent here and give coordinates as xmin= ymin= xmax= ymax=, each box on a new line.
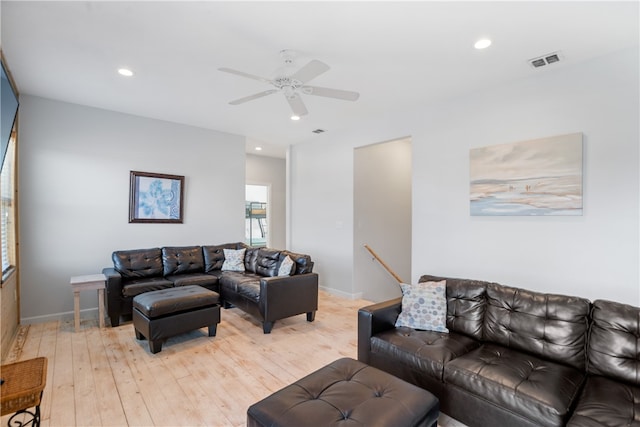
xmin=528 ymin=51 xmax=563 ymax=69
xmin=312 ymin=129 xmax=326 ymax=134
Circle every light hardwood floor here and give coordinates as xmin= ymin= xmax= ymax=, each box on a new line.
xmin=2 ymin=291 xmax=464 ymax=427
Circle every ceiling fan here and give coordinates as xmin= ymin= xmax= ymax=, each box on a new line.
xmin=219 ymin=50 xmax=360 ymax=118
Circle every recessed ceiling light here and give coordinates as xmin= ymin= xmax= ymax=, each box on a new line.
xmin=117 ymin=68 xmax=134 ymax=77
xmin=291 ymin=115 xmax=300 ymax=121
xmin=474 ymin=39 xmax=492 ymax=50
xmin=255 ymin=146 xmax=263 ymax=151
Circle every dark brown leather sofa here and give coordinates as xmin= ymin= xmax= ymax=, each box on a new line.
xmin=103 ymin=243 xmax=318 ymax=333
xmin=358 ymin=274 xmax=640 ymax=427
xmin=215 ymin=246 xmax=318 ymax=333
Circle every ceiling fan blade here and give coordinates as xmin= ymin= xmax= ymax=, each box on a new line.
xmin=218 ymin=67 xmax=272 ymax=84
xmin=229 ymin=90 xmax=278 ymax=105
xmin=286 ymin=93 xmax=308 ymax=117
xmin=290 ymin=60 xmax=330 ymax=84
xmin=302 ymin=85 xmax=360 ymax=101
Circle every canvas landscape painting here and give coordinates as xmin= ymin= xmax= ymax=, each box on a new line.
xmin=470 ymin=133 xmax=583 ymax=216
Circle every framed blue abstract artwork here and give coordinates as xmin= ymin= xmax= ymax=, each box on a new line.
xmin=129 ymin=171 xmax=184 ymax=223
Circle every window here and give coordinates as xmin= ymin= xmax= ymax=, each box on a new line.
xmin=1 ymin=131 xmax=16 ymax=277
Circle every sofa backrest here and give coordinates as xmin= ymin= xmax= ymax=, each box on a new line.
xmin=162 ymin=246 xmax=204 ymax=276
xmin=112 ymin=248 xmax=164 ymax=279
xmin=256 ymin=248 xmax=281 ymax=277
xmin=588 ymin=299 xmax=640 ymax=385
xmin=202 ymin=242 xmax=246 ymax=272
xmin=420 ymin=274 xmax=488 ymax=341
xmin=282 ymin=251 xmax=314 ymax=275
xmin=483 ymin=283 xmax=591 ymax=370
xmin=200 ymin=243 xmax=314 ymax=276
xmin=244 ymin=247 xmax=260 ymax=273
xmin=244 ymin=247 xmax=315 ymax=276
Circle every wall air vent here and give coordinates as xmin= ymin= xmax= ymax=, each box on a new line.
xmin=312 ymin=129 xmax=326 ymax=134
xmin=528 ymin=51 xmax=563 ymax=69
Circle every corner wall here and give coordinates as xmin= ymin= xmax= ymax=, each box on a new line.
xmin=18 ymin=96 xmax=246 ymax=321
xmin=290 ymin=47 xmax=639 ymax=305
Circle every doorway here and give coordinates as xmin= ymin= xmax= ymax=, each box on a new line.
xmin=245 ymin=184 xmax=269 ymax=247
xmin=354 ymin=137 xmax=412 ymax=302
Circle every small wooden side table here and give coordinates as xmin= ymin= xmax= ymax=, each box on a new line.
xmin=0 ymin=357 xmax=47 ymax=427
xmin=70 ymin=273 xmax=106 ymax=332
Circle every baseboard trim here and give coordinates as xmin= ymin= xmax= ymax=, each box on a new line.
xmin=21 ymin=307 xmax=99 ymax=325
xmin=320 ymin=286 xmax=363 ymax=300
xmin=22 ymin=290 xmax=363 ymax=324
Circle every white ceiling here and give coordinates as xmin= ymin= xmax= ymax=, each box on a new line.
xmin=1 ymin=1 xmax=638 ymax=158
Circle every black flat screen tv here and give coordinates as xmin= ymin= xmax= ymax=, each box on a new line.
xmin=1 ymin=59 xmax=19 ymax=171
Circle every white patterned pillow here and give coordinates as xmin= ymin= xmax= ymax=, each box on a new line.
xmin=277 ymin=255 xmax=295 ymax=277
xmin=395 ymin=280 xmax=448 ymax=333
xmin=221 ymin=248 xmax=246 ymax=272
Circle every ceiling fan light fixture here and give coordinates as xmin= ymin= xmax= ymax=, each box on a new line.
xmin=220 ymin=51 xmax=359 ymax=118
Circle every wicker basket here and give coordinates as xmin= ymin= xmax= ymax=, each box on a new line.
xmin=0 ymin=357 xmax=47 ymax=416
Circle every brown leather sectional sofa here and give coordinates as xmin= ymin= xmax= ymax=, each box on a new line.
xmin=358 ymin=274 xmax=640 ymax=427
xmin=103 ymin=243 xmax=318 ymax=333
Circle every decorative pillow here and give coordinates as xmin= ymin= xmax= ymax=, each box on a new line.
xmin=221 ymin=248 xmax=246 ymax=272
xmin=277 ymin=255 xmax=295 ymax=277
xmin=395 ymin=280 xmax=448 ymax=333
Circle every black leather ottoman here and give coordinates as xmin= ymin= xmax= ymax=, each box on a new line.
xmin=247 ymin=357 xmax=439 ymax=427
xmin=132 ymin=285 xmax=221 ymax=354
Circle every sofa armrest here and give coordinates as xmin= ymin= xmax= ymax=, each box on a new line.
xmin=102 ymin=267 xmax=122 ymax=291
xmin=357 ymin=297 xmax=402 ymax=364
xmin=259 ymin=273 xmax=319 ymax=322
xmin=102 ymin=267 xmax=123 ymax=312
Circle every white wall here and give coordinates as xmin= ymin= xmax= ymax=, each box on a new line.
xmin=290 ymin=47 xmax=640 ymax=305
xmin=245 ymin=154 xmax=286 ymax=250
xmin=354 ymin=139 xmax=411 ymax=301
xmin=18 ymin=96 xmax=246 ymax=321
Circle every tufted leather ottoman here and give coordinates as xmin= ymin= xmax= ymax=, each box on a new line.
xmin=133 ymin=285 xmax=220 ymax=354
xmin=247 ymin=357 xmax=439 ymax=427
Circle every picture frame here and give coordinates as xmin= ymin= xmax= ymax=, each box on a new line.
xmin=470 ymin=133 xmax=583 ymax=216
xmin=129 ymin=171 xmax=184 ymax=223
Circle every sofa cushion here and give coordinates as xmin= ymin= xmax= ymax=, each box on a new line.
xmin=256 ymin=248 xmax=281 ymax=277
xmin=162 ymin=246 xmax=204 ymax=276
xmin=283 ymin=251 xmax=313 ymax=275
xmin=166 ymin=273 xmax=218 ymax=290
xmin=444 ymin=343 xmax=585 ymax=427
xmin=113 ymin=248 xmax=164 ymax=279
xmin=587 ymin=299 xmax=640 ymax=385
xmin=222 ymin=248 xmax=246 ymax=272
xmin=420 ymin=274 xmax=487 ymax=340
xmin=244 ymin=247 xmax=259 ymax=273
xmin=203 ymin=242 xmax=245 ymax=272
xmin=219 ymin=271 xmax=261 ymax=294
xmin=566 ymin=375 xmax=640 ymax=427
xmin=483 ymin=283 xmax=590 ymax=370
xmin=395 ymin=280 xmax=448 ymax=332
xmin=371 ymin=328 xmax=480 ymax=381
xmin=122 ymin=277 xmax=174 ymax=297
